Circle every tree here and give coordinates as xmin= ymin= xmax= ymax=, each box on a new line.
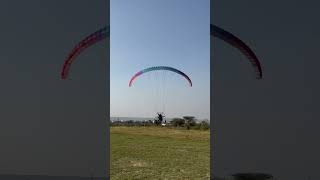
xmin=183 ymin=116 xmax=196 ymax=130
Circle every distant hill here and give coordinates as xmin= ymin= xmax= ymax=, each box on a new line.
xmin=110 ymin=116 xmax=169 ymax=122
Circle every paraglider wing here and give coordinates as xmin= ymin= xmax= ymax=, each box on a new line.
xmin=211 ymin=24 xmax=263 ymax=79
xmin=129 ymin=66 xmax=192 ymax=87
xmin=61 ymin=25 xmax=262 ymax=80
xmin=61 ymin=26 xmax=109 ymax=79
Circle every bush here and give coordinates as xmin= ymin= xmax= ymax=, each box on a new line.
xmin=199 ymin=120 xmax=210 ymax=130
xmin=170 ymin=118 xmax=185 ymax=127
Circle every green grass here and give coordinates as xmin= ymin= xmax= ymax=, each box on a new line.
xmin=110 ymin=126 xmax=210 ymax=180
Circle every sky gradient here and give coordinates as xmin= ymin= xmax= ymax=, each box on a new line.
xmin=110 ymin=0 xmax=210 ymax=119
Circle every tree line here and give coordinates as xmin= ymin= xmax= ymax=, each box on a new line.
xmin=110 ymin=116 xmax=210 ymax=130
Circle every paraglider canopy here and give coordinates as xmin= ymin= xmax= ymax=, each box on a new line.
xmin=128 ymin=66 xmax=192 ymax=118
xmin=129 ymin=66 xmax=192 ymax=87
xmin=61 ymin=26 xmax=109 ymax=79
xmin=60 ymin=25 xmax=262 ymax=80
xmin=210 ymin=24 xmax=263 ymax=79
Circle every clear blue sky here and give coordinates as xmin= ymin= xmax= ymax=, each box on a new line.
xmin=110 ymin=0 xmax=210 ymax=119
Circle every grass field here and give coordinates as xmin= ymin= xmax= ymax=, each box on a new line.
xmin=110 ymin=126 xmax=210 ymax=180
